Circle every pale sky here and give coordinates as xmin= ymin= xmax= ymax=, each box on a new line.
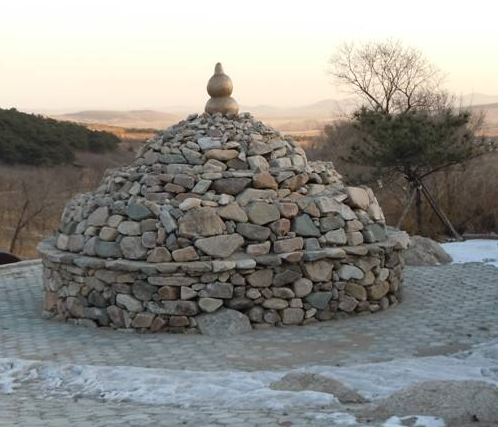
xmin=0 ymin=0 xmax=497 ymax=112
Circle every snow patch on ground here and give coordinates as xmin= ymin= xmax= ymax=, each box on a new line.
xmin=304 ymin=340 xmax=498 ymax=399
xmin=382 ymin=415 xmax=445 ymax=427
xmin=442 ymin=239 xmax=498 ymax=267
xmin=0 ymin=360 xmax=336 ymax=410
xmin=306 ymin=411 xmax=359 ymax=424
xmin=0 ymin=341 xmax=497 ymax=422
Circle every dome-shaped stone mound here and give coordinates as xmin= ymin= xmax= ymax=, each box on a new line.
xmin=38 ymin=65 xmax=407 ymax=333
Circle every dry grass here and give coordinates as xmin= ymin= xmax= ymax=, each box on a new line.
xmin=0 ymin=136 xmax=142 ymax=258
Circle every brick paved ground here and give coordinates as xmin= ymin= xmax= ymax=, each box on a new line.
xmin=0 ymin=260 xmax=497 ymax=426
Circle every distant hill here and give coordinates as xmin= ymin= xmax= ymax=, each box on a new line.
xmin=0 ymin=108 xmax=120 ymax=166
xmin=55 ymin=110 xmax=180 ymax=130
xmin=44 ymin=94 xmax=498 ymax=137
xmin=461 ymin=93 xmax=498 ymax=107
xmin=245 ymin=98 xmax=359 ymax=119
xmin=468 ymin=101 xmax=498 ymax=110
xmin=467 ymin=102 xmax=498 ymax=136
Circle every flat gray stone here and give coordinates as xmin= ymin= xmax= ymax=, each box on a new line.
xmin=363 ymin=223 xmax=387 ymax=243
xmin=199 ymin=282 xmax=233 ymax=299
xmin=337 ymin=265 xmax=364 ymax=280
xmin=371 ymin=381 xmax=498 ymax=424
xmin=217 ymin=204 xmax=248 ymax=222
xmin=68 ymin=235 xmax=84 ymax=252
xmin=95 ymin=240 xmax=122 ymax=258
xmin=324 ymin=229 xmax=347 ymax=245
xmin=281 ymin=308 xmax=304 ymax=324
xmin=293 ymin=278 xmax=313 ymax=297
xmin=211 ymin=178 xmax=251 ymax=195
xmin=117 ymin=221 xmax=141 ymax=236
xmin=236 ymin=223 xmax=271 ymax=241
xmin=236 ymin=188 xmax=277 ymax=206
xmin=161 ymin=153 xmax=186 ymax=164
xmin=246 ymin=269 xmax=273 ymax=287
xmin=262 ymin=298 xmax=288 ymax=309
xmin=198 ymin=297 xmax=223 ymax=313
xmin=178 ymin=207 xmax=225 ymax=238
xmin=292 ymin=214 xmax=320 ymax=237
xmin=404 ymin=235 xmax=452 ymax=266
xmin=196 ymin=308 xmax=252 ymax=336
xmin=146 ymin=300 xmax=198 ymax=316
xmin=159 ymin=209 xmax=177 ymax=233
xmin=273 ymin=269 xmax=302 ymax=286
xmin=191 ymin=179 xmax=212 ymax=194
xmin=320 ymin=214 xmax=345 ymax=232
xmin=306 ymin=291 xmax=333 ymax=310
xmin=302 ymin=248 xmax=346 ymax=261
xmin=270 ymin=372 xmax=368 ymax=404
xmin=116 ymin=294 xmax=143 ymax=312
xmin=303 ymin=260 xmax=333 ymax=281
xmin=246 ymin=202 xmax=280 ymax=225
xmin=120 ymin=236 xmax=147 ymax=260
xmin=87 ymin=206 xmax=109 ymax=227
xmin=194 ymin=234 xmax=244 ymax=258
xmin=345 ymin=186 xmax=370 ymax=210
xmin=126 ymin=202 xmax=152 ymax=221
xmin=197 ymin=136 xmax=221 ymax=151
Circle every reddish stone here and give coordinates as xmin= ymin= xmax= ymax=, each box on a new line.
xmin=253 ymin=172 xmax=278 ymax=190
xmin=169 ymin=316 xmax=190 ymax=327
xmin=269 ymin=219 xmax=291 ymax=237
xmin=277 ymin=202 xmax=299 ymax=218
xmin=158 ymin=286 xmax=180 ymax=300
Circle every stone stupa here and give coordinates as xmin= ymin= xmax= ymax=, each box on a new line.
xmin=38 ymin=63 xmax=407 ymax=334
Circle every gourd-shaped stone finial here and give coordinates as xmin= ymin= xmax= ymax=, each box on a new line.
xmin=205 ymin=63 xmax=239 ymax=116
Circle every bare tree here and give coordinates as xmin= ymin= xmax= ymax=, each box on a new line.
xmin=8 ymin=181 xmax=54 ymax=253
xmin=0 ymin=166 xmax=90 ymax=257
xmin=329 ymin=39 xmax=449 ymax=114
xmin=326 ymin=39 xmax=493 ymax=238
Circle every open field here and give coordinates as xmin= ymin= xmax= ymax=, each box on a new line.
xmin=53 ymin=110 xmax=180 ymax=130
xmin=0 ymin=140 xmax=138 ymax=258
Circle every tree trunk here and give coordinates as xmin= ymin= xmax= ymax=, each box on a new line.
xmin=417 ymin=178 xmax=463 ymax=241
xmin=9 ymin=200 xmax=29 ymax=253
xmin=415 ymin=186 xmax=423 ymax=235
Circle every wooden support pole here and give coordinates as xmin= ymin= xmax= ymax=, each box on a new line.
xmin=415 ymin=177 xmax=463 ymax=241
xmin=396 ymin=187 xmax=417 ymax=229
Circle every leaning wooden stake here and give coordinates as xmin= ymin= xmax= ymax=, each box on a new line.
xmin=396 ymin=187 xmax=418 ymax=229
xmin=416 ymin=177 xmax=464 ymax=241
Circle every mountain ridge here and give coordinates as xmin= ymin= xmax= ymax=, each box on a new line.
xmin=48 ymin=94 xmax=498 ymax=131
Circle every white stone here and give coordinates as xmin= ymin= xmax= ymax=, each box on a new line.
xmin=117 ymin=221 xmax=141 ymax=236
xmin=192 ymin=180 xmax=212 ymax=194
xmin=247 ymin=155 xmax=270 ymax=171
xmin=179 ymin=198 xmax=202 ymax=211
xmin=324 ymin=229 xmax=347 ymax=245
xmin=337 ymin=265 xmax=365 ymax=280
xmin=87 ymin=206 xmax=109 ymax=227
xmin=198 ymin=297 xmax=223 ymax=313
xmin=116 ymin=294 xmax=143 ymax=312
xmin=198 ymin=137 xmax=221 ymax=151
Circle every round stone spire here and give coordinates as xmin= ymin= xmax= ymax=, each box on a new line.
xmin=205 ymin=63 xmax=239 ymax=116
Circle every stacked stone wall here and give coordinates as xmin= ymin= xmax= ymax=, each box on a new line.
xmin=40 ymin=237 xmax=405 ymax=332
